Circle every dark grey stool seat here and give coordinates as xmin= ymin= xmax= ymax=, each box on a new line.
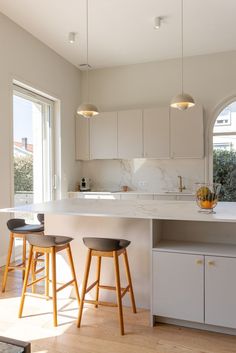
xmin=26 ymin=234 xmax=73 ymax=248
xmin=2 ymin=214 xmax=45 ymax=293
xmin=8 ymin=221 xmax=44 ymax=234
xmin=83 ymin=237 xmax=130 ymax=252
xmin=7 ymin=214 xmax=44 ymax=234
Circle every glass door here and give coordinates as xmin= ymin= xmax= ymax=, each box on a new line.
xmin=13 ymin=85 xmax=55 ymax=209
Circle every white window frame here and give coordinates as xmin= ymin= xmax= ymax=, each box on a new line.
xmin=13 ymin=84 xmax=56 ymax=203
xmin=207 ymin=96 xmax=236 ymax=183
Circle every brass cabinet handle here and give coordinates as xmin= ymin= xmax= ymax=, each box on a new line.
xmin=208 ymin=261 xmax=215 ymax=266
xmin=195 ymin=259 xmax=203 ymax=265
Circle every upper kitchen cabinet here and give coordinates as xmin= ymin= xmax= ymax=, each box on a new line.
xmin=90 ymin=111 xmax=118 ymax=159
xmin=170 ymin=104 xmax=204 ymax=158
xmin=76 ymin=116 xmax=90 ymax=160
xmin=118 ymin=109 xmax=143 ymax=159
xmin=143 ymin=107 xmax=170 ymax=159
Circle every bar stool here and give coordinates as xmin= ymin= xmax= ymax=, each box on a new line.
xmin=18 ymin=234 xmax=80 ymax=327
xmin=2 ymin=214 xmax=44 ymax=292
xmin=77 ymin=237 xmax=136 ymax=335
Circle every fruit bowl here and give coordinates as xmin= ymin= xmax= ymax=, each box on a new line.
xmin=195 ymin=183 xmax=221 ymax=213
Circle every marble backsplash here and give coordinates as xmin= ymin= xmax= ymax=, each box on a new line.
xmin=80 ymin=159 xmax=205 ymax=193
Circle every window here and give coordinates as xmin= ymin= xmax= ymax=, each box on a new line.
xmin=13 ymin=85 xmax=56 ymax=208
xmin=215 ymin=108 xmax=231 ymax=126
xmin=213 ymin=102 xmax=236 ymax=201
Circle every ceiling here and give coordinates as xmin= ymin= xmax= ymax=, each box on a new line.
xmin=0 ymin=0 xmax=236 ymax=69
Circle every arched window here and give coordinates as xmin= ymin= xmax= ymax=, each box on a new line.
xmin=213 ymin=102 xmax=236 ymax=201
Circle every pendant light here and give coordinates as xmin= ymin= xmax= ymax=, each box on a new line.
xmin=77 ymin=0 xmax=99 ymax=118
xmin=170 ymin=0 xmax=195 ymax=111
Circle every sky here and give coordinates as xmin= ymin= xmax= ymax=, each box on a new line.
xmin=13 ymin=95 xmax=33 ymax=144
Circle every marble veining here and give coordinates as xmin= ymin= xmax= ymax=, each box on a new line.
xmin=81 ymin=159 xmax=205 ymax=193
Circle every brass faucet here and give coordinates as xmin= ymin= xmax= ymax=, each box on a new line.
xmin=178 ymin=176 xmax=186 ymax=192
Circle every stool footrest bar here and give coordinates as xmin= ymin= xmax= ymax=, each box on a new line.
xmin=27 ymin=276 xmax=47 ymax=287
xmin=121 ymin=285 xmax=130 ymax=298
xmin=57 ymin=279 xmax=75 ymax=292
xmin=24 ymin=292 xmax=50 ymax=300
xmin=84 ymin=299 xmax=118 ymax=307
xmin=8 ymin=265 xmax=26 ymax=270
xmin=35 ymin=267 xmax=45 ymax=275
xmin=85 ymin=280 xmax=98 ymax=293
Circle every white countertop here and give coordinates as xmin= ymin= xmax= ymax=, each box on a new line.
xmin=68 ymin=191 xmax=194 ymax=196
xmin=2 ymin=198 xmax=236 ymax=222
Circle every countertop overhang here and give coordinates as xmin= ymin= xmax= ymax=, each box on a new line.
xmin=2 ymin=198 xmax=236 ymax=223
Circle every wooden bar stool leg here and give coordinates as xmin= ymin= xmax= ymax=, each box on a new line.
xmin=66 ymin=244 xmax=80 ymax=304
xmin=113 ymin=251 xmax=124 ymax=335
xmin=77 ymin=249 xmax=92 ymax=327
xmin=19 ymin=245 xmax=34 ymax=318
xmin=2 ymin=233 xmax=14 ymax=293
xmin=51 ymin=247 xmax=58 ymax=327
xmin=45 ymin=253 xmax=50 ymax=299
xmin=123 ymin=250 xmax=137 ymax=314
xmin=31 ymin=253 xmax=36 ymax=294
xmin=22 ymin=237 xmax=27 ymax=280
xmin=95 ymin=256 xmax=101 ymax=308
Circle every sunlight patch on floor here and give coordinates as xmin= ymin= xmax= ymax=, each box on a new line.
xmin=0 ymin=294 xmax=87 ymax=343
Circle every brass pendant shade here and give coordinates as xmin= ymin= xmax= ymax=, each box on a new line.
xmin=77 ymin=103 xmax=99 ymax=118
xmin=170 ymin=93 xmax=195 ymax=111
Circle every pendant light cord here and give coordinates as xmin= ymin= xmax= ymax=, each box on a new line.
xmin=181 ymin=0 xmax=184 ymax=95
xmin=86 ymin=0 xmax=89 ymax=102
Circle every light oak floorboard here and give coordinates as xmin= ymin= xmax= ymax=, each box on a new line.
xmin=0 ymin=268 xmax=235 ymax=353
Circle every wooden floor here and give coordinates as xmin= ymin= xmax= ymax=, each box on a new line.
xmin=0 ymin=268 xmax=235 ymax=353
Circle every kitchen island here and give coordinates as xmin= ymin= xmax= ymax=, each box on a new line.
xmin=2 ymin=198 xmax=236 ymax=335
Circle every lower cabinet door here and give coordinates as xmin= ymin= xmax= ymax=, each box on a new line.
xmin=205 ymin=256 xmax=236 ymax=328
xmin=152 ymin=251 xmax=204 ymax=323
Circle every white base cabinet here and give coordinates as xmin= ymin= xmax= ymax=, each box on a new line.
xmin=205 ymin=256 xmax=236 ymax=329
xmin=152 ymin=252 xmax=204 ymax=323
xmin=153 ymin=247 xmax=236 ymax=329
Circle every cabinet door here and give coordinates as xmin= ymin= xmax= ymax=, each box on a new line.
xmin=153 ymin=194 xmax=176 ymax=200
xmin=176 ymin=194 xmax=195 ymax=201
xmin=152 ymin=251 xmax=204 ymax=322
xmin=90 ymin=112 xmax=117 ymax=159
xmin=138 ymin=194 xmax=154 ymax=200
xmin=143 ymin=107 xmax=170 ymax=159
xmin=118 ymin=109 xmax=143 ymax=159
xmin=120 ymin=193 xmax=138 ymax=200
xmin=75 ymin=117 xmax=90 ymax=160
xmin=205 ymin=256 xmax=236 ymax=328
xmin=170 ymin=104 xmax=204 ymax=158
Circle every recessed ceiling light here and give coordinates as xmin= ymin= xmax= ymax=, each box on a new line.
xmin=154 ymin=17 xmax=162 ymax=29
xmin=68 ymin=32 xmax=77 ymax=44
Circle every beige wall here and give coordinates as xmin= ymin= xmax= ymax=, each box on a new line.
xmin=0 ymin=13 xmax=81 ymax=263
xmin=80 ymin=51 xmax=236 ymax=191
xmin=81 ymin=50 xmax=236 ymax=114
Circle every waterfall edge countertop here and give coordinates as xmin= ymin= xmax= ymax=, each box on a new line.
xmin=2 ymin=198 xmax=236 ymax=222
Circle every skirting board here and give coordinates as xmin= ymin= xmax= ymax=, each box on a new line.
xmin=155 ymin=316 xmax=236 ymax=336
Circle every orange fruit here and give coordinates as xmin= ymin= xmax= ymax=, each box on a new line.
xmin=200 ymin=200 xmax=214 ymax=209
